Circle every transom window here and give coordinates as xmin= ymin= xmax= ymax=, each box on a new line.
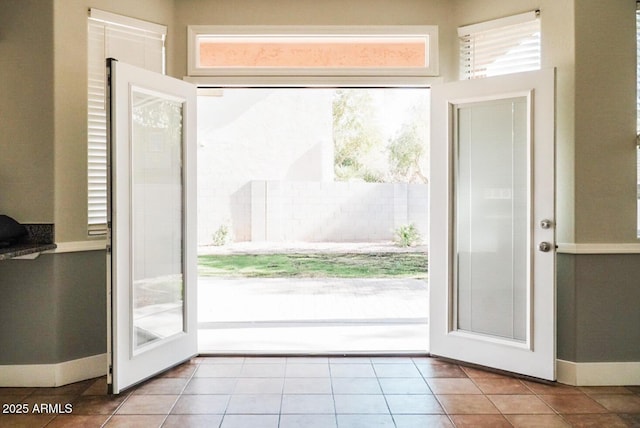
xmin=188 ymin=26 xmax=439 ymax=77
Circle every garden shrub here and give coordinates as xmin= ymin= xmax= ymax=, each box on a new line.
xmin=394 ymin=223 xmax=421 ymax=247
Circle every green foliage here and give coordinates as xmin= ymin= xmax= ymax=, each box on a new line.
xmin=388 ymin=122 xmax=428 ymax=183
xmin=362 ymin=170 xmax=385 ymax=183
xmin=332 ymin=90 xmax=384 ymax=181
xmin=332 ymin=89 xmax=429 ymax=183
xmin=212 ymin=224 xmax=230 ymax=246
xmin=394 ymin=224 xmax=421 ymax=247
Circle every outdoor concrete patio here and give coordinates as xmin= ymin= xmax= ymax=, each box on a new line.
xmin=198 ymin=277 xmax=428 ymax=354
xmin=197 ymin=241 xmax=429 ymax=353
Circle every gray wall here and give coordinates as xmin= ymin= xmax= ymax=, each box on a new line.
xmin=558 ymin=254 xmax=640 ymax=363
xmin=0 ymin=252 xmax=106 ymax=364
xmin=558 ymin=0 xmax=639 ymax=363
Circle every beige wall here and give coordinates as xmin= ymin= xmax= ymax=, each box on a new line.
xmin=172 ymin=0 xmax=457 ymax=81
xmin=4 ymin=0 xmax=638 ymax=245
xmin=573 ymin=0 xmax=637 ymax=243
xmin=2 ymin=0 xmax=639 ymax=370
xmin=0 ymin=1 xmax=55 ymax=223
xmin=52 ymin=0 xmax=174 ymax=242
xmin=454 ymin=0 xmax=577 ymax=243
xmin=455 ymin=0 xmax=637 ymax=244
xmin=0 ymin=0 xmax=174 ymax=241
xmin=174 ymin=0 xmax=640 ymax=244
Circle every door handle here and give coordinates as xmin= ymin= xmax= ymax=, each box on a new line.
xmin=538 ymin=242 xmax=553 ymax=252
xmin=540 ymin=219 xmax=554 ymax=229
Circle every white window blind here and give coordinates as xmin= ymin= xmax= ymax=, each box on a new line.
xmin=87 ymin=9 xmax=166 ymax=235
xmin=458 ymin=11 xmax=541 ymax=80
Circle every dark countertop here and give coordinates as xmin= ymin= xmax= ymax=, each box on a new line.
xmin=0 ymin=223 xmax=56 ymax=260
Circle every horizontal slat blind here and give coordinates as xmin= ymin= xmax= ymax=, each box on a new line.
xmin=459 ymin=12 xmax=540 ymax=80
xmin=87 ymin=10 xmax=166 ymax=235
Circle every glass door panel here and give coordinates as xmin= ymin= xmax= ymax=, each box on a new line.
xmin=131 ymin=91 xmax=185 ymax=350
xmin=455 ymin=98 xmax=528 ymax=342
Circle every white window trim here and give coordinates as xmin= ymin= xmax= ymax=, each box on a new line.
xmin=184 ymin=75 xmax=442 ymax=88
xmin=187 ymin=25 xmax=439 ymax=78
xmin=89 ymin=9 xmax=167 ymax=37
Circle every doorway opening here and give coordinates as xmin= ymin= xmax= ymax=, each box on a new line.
xmin=196 ymin=87 xmax=430 ymax=354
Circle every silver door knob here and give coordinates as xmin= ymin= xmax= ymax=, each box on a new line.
xmin=538 ymin=242 xmax=552 ymax=252
xmin=540 ymin=219 xmax=554 ymax=229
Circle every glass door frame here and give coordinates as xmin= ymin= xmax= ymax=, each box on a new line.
xmin=451 ymin=94 xmax=533 ymax=348
xmin=107 ymin=59 xmax=198 ymax=394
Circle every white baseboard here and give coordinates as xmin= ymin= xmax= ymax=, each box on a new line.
xmin=557 ymin=359 xmax=640 ymax=386
xmin=0 ymin=354 xmax=107 ymax=387
xmin=3 ymin=355 xmax=636 ymax=387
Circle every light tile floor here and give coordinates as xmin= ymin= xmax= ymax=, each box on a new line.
xmin=1 ymin=356 xmax=639 ymax=427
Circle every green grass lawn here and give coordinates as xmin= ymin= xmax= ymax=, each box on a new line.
xmin=198 ymin=252 xmax=428 ymax=279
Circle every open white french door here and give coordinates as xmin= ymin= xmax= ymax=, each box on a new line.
xmin=429 ymin=69 xmax=556 ymax=380
xmin=107 ymin=59 xmax=198 ymax=394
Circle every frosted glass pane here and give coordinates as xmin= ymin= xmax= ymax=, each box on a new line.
xmin=197 ymin=36 xmax=428 ymax=68
xmin=455 ymin=97 xmax=528 ymax=342
xmin=131 ymin=90 xmax=184 ymax=349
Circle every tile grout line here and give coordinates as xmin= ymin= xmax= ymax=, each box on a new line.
xmin=99 ymin=383 xmax=137 ymax=428
xmin=219 ymin=357 xmax=249 ymax=427
xmin=465 ymin=368 xmax=562 ymax=426
xmin=371 ymin=359 xmax=399 ymax=428
xmin=4 ymin=356 xmax=639 ymax=427
xmin=329 ymin=356 xmax=340 ymax=428
xmin=415 ymin=358 xmax=460 ymax=427
xmin=160 ymin=358 xmax=203 ymax=427
xmin=427 ymin=358 xmax=461 ymax=427
xmin=275 ymin=357 xmax=289 ymax=428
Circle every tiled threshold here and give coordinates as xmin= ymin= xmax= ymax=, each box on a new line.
xmin=1 ymin=356 xmax=639 ymax=427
